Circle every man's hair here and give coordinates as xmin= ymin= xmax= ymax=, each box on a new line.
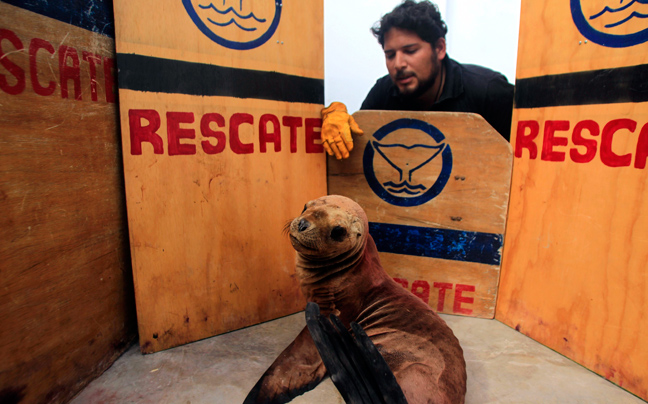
xmin=371 ymin=0 xmax=448 ymax=47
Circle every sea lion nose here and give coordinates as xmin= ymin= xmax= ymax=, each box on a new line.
xmin=298 ymin=219 xmax=310 ymax=232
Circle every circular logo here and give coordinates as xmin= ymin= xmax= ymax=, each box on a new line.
xmin=571 ymin=0 xmax=648 ymax=47
xmin=183 ymin=0 xmax=282 ymax=50
xmin=363 ymin=118 xmax=452 ymax=207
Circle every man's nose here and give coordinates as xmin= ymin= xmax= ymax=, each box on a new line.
xmin=394 ymin=51 xmax=407 ymax=69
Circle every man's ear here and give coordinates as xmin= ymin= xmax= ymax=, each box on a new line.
xmin=434 ymin=37 xmax=447 ymax=61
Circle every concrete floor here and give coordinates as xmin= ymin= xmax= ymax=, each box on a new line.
xmin=71 ymin=313 xmax=646 ymax=404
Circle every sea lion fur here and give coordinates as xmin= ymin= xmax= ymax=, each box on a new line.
xmin=244 ymin=195 xmax=466 ymax=404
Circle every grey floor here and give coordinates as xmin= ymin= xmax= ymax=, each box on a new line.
xmin=71 ymin=313 xmax=646 ymax=404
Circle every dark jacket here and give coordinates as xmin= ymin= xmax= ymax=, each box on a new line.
xmin=360 ymin=56 xmax=514 ymax=141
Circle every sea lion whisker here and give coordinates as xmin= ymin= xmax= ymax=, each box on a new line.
xmin=282 ymin=219 xmax=294 ymax=236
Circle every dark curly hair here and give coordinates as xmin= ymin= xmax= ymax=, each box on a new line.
xmin=371 ymin=0 xmax=448 ymax=47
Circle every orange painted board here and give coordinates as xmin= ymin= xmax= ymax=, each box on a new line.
xmin=497 ymin=0 xmax=648 ymax=400
xmin=113 ymin=1 xmax=322 ymax=78
xmin=112 ymin=0 xmax=326 ymax=353
xmin=328 ymin=111 xmax=512 ymax=318
xmin=0 ymin=3 xmax=136 ymax=403
xmin=516 ymin=1 xmax=648 ymax=79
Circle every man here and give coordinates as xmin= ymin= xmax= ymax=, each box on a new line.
xmin=321 ymin=0 xmax=514 ymax=160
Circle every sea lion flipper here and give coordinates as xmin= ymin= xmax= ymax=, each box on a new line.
xmin=306 ymin=303 xmax=377 ymax=404
xmin=349 ymin=322 xmax=408 ymax=404
xmin=243 ymin=326 xmax=326 ymax=404
xmin=305 ymin=302 xmax=408 ymax=404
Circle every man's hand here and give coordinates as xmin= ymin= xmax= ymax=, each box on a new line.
xmin=321 ymin=102 xmax=364 ymax=159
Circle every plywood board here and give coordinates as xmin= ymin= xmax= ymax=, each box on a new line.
xmin=496 ymin=0 xmax=648 ymax=400
xmin=515 ymin=1 xmax=648 ymax=79
xmin=112 ymin=0 xmax=326 ymax=353
xmin=328 ymin=111 xmax=513 ymax=318
xmin=0 ymin=2 xmax=136 ymax=403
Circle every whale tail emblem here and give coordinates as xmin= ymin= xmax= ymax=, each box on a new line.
xmin=372 ymin=141 xmax=445 ymax=196
xmin=198 ymin=0 xmax=267 ymax=32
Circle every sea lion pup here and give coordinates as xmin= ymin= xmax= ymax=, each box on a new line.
xmin=244 ymin=195 xmax=466 ymax=404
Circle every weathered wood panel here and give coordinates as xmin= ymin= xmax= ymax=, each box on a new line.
xmin=112 ymin=0 xmax=326 ymax=352
xmin=496 ymin=0 xmax=648 ymax=400
xmin=0 ymin=2 xmax=136 ymax=403
xmin=328 ymin=111 xmax=512 ymax=318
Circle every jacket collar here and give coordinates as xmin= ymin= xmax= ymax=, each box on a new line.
xmin=438 ymin=56 xmax=464 ymax=103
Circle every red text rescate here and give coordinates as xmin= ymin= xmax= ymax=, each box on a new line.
xmin=129 ymin=109 xmax=324 ymax=156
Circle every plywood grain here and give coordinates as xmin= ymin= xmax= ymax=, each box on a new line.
xmin=498 ymin=104 xmax=648 ymax=400
xmin=497 ymin=0 xmax=648 ymax=399
xmin=0 ymin=3 xmax=136 ymax=403
xmin=516 ymin=1 xmax=648 ymax=79
xmin=328 ymin=110 xmax=512 ymax=318
xmin=112 ymin=0 xmax=323 ymax=78
xmin=112 ymin=0 xmax=326 ymax=352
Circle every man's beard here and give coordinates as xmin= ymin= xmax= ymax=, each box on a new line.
xmin=399 ymin=73 xmax=435 ymax=99
xmin=395 ymin=59 xmax=441 ymax=100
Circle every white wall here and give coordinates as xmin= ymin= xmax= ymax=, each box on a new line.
xmin=445 ymin=0 xmax=521 ymax=84
xmin=324 ymin=0 xmax=520 ymax=113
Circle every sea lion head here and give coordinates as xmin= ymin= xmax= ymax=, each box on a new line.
xmin=288 ymin=195 xmax=368 ymax=266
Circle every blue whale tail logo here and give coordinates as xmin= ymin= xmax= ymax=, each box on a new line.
xmin=183 ymin=0 xmax=282 ymax=50
xmin=571 ymin=0 xmax=648 ymax=47
xmin=363 ymin=118 xmax=453 ymax=207
xmin=197 ymin=1 xmax=267 ymax=32
xmin=589 ymin=0 xmax=648 ymax=29
xmin=373 ymin=141 xmax=445 ymax=196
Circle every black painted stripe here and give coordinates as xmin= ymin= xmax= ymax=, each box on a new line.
xmin=515 ymin=64 xmax=648 ymax=109
xmin=116 ymin=53 xmax=324 ymax=104
xmin=4 ymin=0 xmax=115 ymax=38
xmin=369 ymin=222 xmax=503 ymax=266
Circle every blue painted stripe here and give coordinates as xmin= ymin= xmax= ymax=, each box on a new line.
xmin=4 ymin=0 xmax=115 ymax=38
xmin=369 ymin=222 xmax=503 ymax=266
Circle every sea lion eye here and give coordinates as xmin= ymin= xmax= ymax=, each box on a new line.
xmin=330 ymin=226 xmax=347 ymax=242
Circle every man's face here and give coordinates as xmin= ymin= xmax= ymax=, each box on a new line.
xmin=383 ymin=27 xmax=443 ymax=99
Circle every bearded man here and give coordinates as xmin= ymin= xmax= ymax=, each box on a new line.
xmin=321 ymin=0 xmax=514 ymax=159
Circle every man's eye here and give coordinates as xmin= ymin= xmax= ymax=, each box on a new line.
xmin=385 ymin=52 xmax=395 ymax=59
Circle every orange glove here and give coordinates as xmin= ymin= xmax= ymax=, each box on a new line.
xmin=321 ymin=102 xmax=364 ymax=159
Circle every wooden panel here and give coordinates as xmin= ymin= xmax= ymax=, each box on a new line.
xmin=113 ymin=1 xmax=322 ymax=77
xmin=0 ymin=3 xmax=136 ymax=404
xmin=497 ymin=0 xmax=648 ymax=400
xmin=516 ymin=1 xmax=648 ymax=79
xmin=328 ymin=111 xmax=512 ymax=318
xmin=112 ymin=0 xmax=326 ymax=353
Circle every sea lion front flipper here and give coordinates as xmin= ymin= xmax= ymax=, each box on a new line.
xmin=243 ymin=326 xmax=326 ymax=404
xmin=305 ymin=302 xmax=407 ymax=404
